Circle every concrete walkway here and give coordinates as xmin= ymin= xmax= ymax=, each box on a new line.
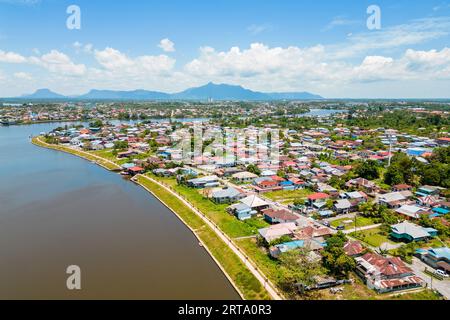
xmin=137 ymin=174 xmax=284 ymax=301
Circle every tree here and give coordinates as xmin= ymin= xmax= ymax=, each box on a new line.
xmin=246 ymin=164 xmax=261 ymax=175
xmin=89 ymin=119 xmax=103 ymax=128
xmin=113 ymin=140 xmax=128 ymax=150
xmin=278 ymin=249 xmax=323 ymax=295
xmin=384 ymin=153 xmax=418 ymax=186
xmin=355 ymin=160 xmax=380 ymax=180
xmin=322 ymin=232 xmax=356 ymax=278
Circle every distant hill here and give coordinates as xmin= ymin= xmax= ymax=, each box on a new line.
xmin=15 ymin=83 xmax=323 ymax=101
xmin=21 ymin=89 xmax=67 ymax=99
xmin=173 ymin=82 xmax=270 ymax=100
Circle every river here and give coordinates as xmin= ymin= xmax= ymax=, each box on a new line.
xmin=0 ymin=122 xmax=240 ymax=299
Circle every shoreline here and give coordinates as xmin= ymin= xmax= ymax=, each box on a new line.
xmin=31 ymin=136 xmax=273 ymax=300
xmin=132 ymin=175 xmax=245 ymax=300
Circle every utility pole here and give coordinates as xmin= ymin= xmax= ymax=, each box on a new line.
xmin=387 ymin=131 xmax=393 ymax=168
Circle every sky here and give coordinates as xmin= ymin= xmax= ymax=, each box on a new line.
xmin=0 ymin=0 xmax=449 ymax=98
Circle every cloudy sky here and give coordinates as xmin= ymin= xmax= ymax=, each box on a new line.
xmin=0 ymin=0 xmax=449 ymax=98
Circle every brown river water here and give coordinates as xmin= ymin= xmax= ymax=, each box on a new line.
xmin=0 ymin=122 xmax=239 ymax=299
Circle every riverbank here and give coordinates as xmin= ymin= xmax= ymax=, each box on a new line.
xmin=31 ymin=136 xmax=272 ymax=300
xmin=134 ymin=175 xmax=273 ymax=300
xmin=31 ymin=136 xmax=122 ymax=171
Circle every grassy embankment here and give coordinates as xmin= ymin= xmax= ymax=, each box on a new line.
xmin=32 ymin=136 xmax=121 ymax=171
xmin=148 ymin=175 xmax=285 ymax=288
xmin=136 ymin=176 xmax=270 ymax=300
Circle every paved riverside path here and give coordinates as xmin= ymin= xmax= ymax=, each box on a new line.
xmin=136 ymin=174 xmax=284 ymax=301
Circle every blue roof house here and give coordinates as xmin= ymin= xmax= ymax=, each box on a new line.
xmin=228 ymin=203 xmax=256 ymax=221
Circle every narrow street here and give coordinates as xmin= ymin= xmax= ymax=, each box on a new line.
xmin=409 ymin=258 xmax=450 ymax=299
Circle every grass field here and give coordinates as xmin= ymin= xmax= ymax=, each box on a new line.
xmin=351 ymin=227 xmax=395 ymax=248
xmin=264 ymin=189 xmax=313 ymax=205
xmin=331 ymin=216 xmax=376 ymax=230
xmin=136 ymin=175 xmax=270 ymax=300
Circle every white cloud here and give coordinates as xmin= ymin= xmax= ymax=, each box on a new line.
xmin=331 ymin=17 xmax=450 ymax=58
xmin=0 ymin=50 xmax=27 ymax=63
xmin=323 ymin=16 xmax=359 ymax=31
xmin=29 ymin=50 xmax=87 ymax=76
xmin=73 ymin=41 xmax=94 ymax=54
xmin=94 ymin=47 xmax=175 ymax=74
xmin=184 ymin=42 xmax=450 ymax=91
xmin=158 ymin=38 xmax=175 ymax=52
xmin=13 ymin=71 xmax=32 ymax=80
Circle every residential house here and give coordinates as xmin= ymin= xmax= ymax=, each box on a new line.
xmin=346 ymin=178 xmax=378 ymax=194
xmin=344 ymin=241 xmax=365 ymax=257
xmin=240 ymin=195 xmax=270 ymax=212
xmin=231 ymin=171 xmax=258 ymax=183
xmin=211 ymin=187 xmax=245 ymax=204
xmin=419 ymin=247 xmax=450 ymax=273
xmin=392 ymin=184 xmax=413 ymax=192
xmin=258 ymin=223 xmax=298 ymax=243
xmin=263 ymin=208 xmax=298 ymax=224
xmin=187 ymin=175 xmax=220 ymax=188
xmin=307 ymin=193 xmax=330 ymax=208
xmin=390 ymin=221 xmax=437 ymax=242
xmin=355 ymin=253 xmax=424 ymax=293
xmin=378 ymin=192 xmax=411 ymax=209
xmin=416 ymin=185 xmax=442 ymax=197
xmin=395 ymin=205 xmax=429 ymax=220
xmin=228 ymin=203 xmax=254 ymax=220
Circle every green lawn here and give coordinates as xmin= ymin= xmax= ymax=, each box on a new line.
xmin=151 ymin=175 xmax=259 ymax=238
xmin=236 ymin=238 xmax=283 ymax=285
xmin=351 ymin=227 xmax=395 ymax=248
xmin=136 ymin=176 xmax=270 ymax=300
xmin=264 ymin=189 xmax=313 ymax=205
xmin=331 ymin=216 xmax=376 ymax=230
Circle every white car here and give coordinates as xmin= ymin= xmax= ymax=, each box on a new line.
xmin=434 ymin=269 xmax=449 ymax=278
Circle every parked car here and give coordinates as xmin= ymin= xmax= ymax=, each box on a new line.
xmin=322 ymin=221 xmax=331 ymax=227
xmin=435 ymin=269 xmax=449 ymax=278
xmin=336 ymin=225 xmax=345 ymax=231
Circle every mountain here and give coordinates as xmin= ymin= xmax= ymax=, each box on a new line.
xmin=15 ymin=83 xmax=323 ymax=101
xmin=21 ymin=89 xmax=67 ymax=99
xmin=173 ymin=82 xmax=270 ymax=100
xmin=77 ymin=89 xmax=170 ymax=100
xmin=173 ymin=82 xmax=323 ymax=100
